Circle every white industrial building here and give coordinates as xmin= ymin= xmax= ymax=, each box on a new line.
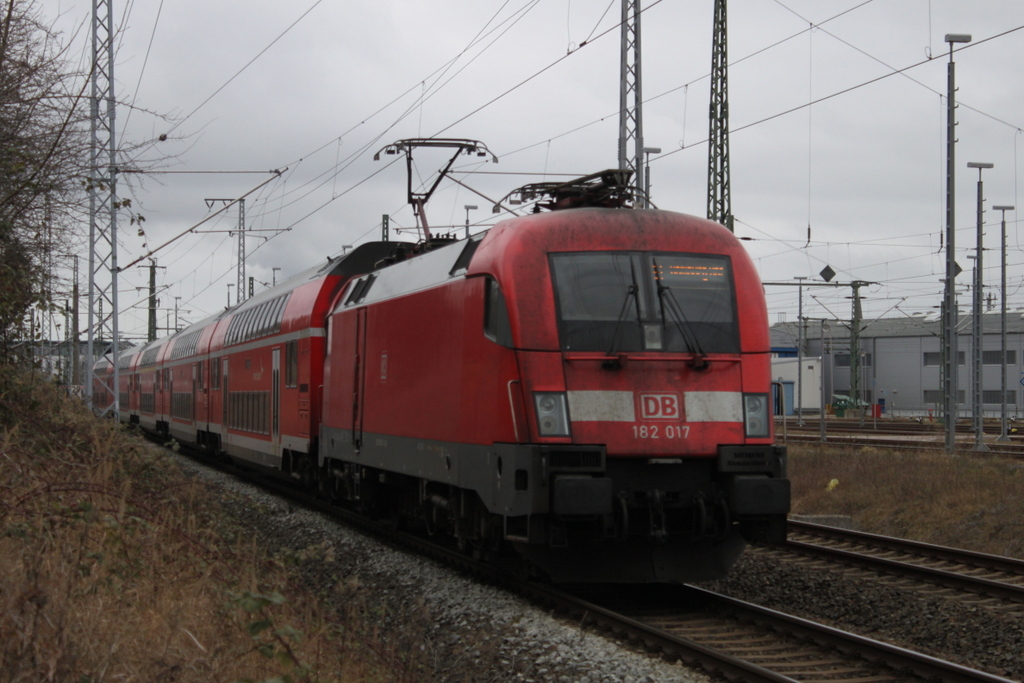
xmin=770 ymin=312 xmax=1023 ymax=418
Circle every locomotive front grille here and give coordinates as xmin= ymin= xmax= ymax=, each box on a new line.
xmin=543 ymin=447 xmax=605 ymax=472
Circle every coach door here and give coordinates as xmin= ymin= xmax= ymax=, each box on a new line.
xmin=190 ymin=363 xmax=197 ymax=425
xmin=272 ymin=348 xmax=281 ymax=448
xmin=352 ymin=308 xmax=368 ymax=449
xmin=222 ymin=358 xmax=229 ymax=440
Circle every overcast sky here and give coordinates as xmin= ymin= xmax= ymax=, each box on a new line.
xmin=37 ymin=0 xmax=1024 ymax=341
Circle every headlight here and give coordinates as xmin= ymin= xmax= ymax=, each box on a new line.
xmin=743 ymin=393 xmax=770 ymax=438
xmin=534 ymin=392 xmax=571 ymax=437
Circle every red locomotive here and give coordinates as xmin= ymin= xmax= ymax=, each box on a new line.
xmin=100 ymin=166 xmax=788 ymax=584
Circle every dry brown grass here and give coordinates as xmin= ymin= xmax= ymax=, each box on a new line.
xmin=0 ymin=366 xmax=430 ymax=683
xmin=787 ymin=442 xmax=1024 ymax=558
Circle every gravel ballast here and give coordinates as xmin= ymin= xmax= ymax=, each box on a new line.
xmin=701 ymin=548 xmax=1024 ymax=681
xmin=175 ymin=453 xmax=711 ymax=683
xmin=174 ymin=451 xmax=1024 ymax=682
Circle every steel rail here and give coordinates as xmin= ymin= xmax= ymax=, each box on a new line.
xmin=789 ymin=520 xmax=1024 ymax=575
xmin=785 ymin=520 xmax=1024 ymax=603
xmin=780 ymin=432 xmax=1024 ymax=457
xmin=564 ymin=583 xmax=1017 ymax=683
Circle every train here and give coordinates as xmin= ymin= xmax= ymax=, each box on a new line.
xmin=93 ymin=168 xmax=789 ymax=584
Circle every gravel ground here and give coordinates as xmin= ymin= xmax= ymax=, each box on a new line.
xmin=701 ymin=548 xmax=1024 ymax=681
xmin=172 ymin=450 xmax=1024 ymax=683
xmin=173 ymin=453 xmax=712 ymax=683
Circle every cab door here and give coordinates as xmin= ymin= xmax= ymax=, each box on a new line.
xmin=352 ymin=308 xmax=368 ymax=449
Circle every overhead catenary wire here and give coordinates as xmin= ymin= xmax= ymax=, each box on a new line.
xmin=94 ymin=2 xmax=1024 ymax=336
xmin=108 ymin=2 xmax=554 ymax=329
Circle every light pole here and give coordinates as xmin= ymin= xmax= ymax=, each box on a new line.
xmin=642 ymin=147 xmax=661 ymax=208
xmin=463 ymin=205 xmax=478 ymax=239
xmin=967 ymin=161 xmax=992 ymax=451
xmin=174 ymin=296 xmax=181 ymax=331
xmin=820 ymin=320 xmax=830 ymax=443
xmin=942 ymin=33 xmax=971 ymax=453
xmin=226 ymin=284 xmax=233 ymax=309
xmin=794 ymin=276 xmax=807 ymax=425
xmin=272 ymin=267 xmax=281 ymax=287
xmin=994 ymin=204 xmax=1015 ymax=442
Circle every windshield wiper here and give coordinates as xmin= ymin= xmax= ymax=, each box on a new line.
xmin=653 ymin=258 xmax=708 ymax=368
xmin=606 ymin=259 xmax=644 ymax=360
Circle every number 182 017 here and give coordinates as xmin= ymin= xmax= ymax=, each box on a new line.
xmin=632 ymin=425 xmax=689 ymax=439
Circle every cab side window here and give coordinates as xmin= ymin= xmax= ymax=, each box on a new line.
xmin=484 ymin=277 xmax=513 ymax=348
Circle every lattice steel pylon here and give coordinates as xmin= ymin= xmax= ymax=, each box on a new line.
xmin=236 ymin=198 xmax=246 ymax=305
xmin=707 ymin=0 xmax=733 ymax=231
xmin=85 ymin=0 xmax=120 ymax=416
xmin=618 ymin=0 xmax=645 ymax=206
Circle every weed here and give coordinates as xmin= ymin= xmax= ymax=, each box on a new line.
xmin=0 ymin=366 xmax=437 ymax=682
xmin=788 ymin=443 xmax=1024 ymax=557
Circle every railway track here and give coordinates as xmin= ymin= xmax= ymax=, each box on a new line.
xmin=199 ymin=451 xmax=1016 ymax=683
xmin=552 ymin=583 xmax=1015 ymax=683
xmin=777 ymin=424 xmax=1024 ymax=456
xmin=777 ymin=416 xmax=1024 ymax=441
xmin=784 ymin=519 xmax=1024 ymax=610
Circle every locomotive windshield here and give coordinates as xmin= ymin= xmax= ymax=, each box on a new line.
xmin=550 ymin=251 xmax=739 ymax=354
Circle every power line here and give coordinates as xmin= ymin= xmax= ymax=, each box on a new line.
xmin=168 ymin=0 xmax=326 ymax=135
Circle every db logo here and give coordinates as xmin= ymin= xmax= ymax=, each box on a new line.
xmin=639 ymin=393 xmax=681 ymax=421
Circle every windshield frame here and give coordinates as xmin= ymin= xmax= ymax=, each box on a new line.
xmin=548 ymin=250 xmax=740 ymax=354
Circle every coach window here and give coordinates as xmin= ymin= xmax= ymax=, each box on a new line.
xmin=258 ymin=303 xmax=271 ymax=336
xmin=484 ymin=277 xmax=513 ymax=347
xmin=271 ymin=295 xmax=287 ymax=333
xmin=239 ymin=309 xmax=253 ymax=342
xmin=285 ymin=340 xmax=299 ymax=388
xmin=211 ymin=357 xmax=221 ymax=389
xmin=231 ymin=313 xmax=244 ymax=345
xmin=240 ymin=309 xmax=254 ymax=342
xmin=252 ymin=304 xmax=267 ymax=338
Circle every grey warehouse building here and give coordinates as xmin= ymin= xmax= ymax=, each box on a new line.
xmin=770 ymin=312 xmax=1023 ymax=418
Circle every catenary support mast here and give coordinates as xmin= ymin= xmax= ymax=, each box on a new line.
xmin=85 ymin=0 xmax=119 ymax=417
xmin=942 ymin=34 xmax=971 ymax=452
xmin=707 ymin=0 xmax=733 ymax=230
xmin=618 ymin=0 xmax=645 ymax=204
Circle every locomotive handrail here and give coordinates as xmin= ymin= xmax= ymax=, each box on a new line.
xmin=507 ymin=379 xmax=521 ymax=442
xmin=772 ymin=380 xmax=787 ymax=442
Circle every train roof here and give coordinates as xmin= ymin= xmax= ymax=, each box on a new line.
xmin=335 ymin=207 xmax=754 ymax=308
xmin=335 ymin=235 xmax=482 ymax=310
xmin=133 ymin=241 xmax=416 ymax=357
